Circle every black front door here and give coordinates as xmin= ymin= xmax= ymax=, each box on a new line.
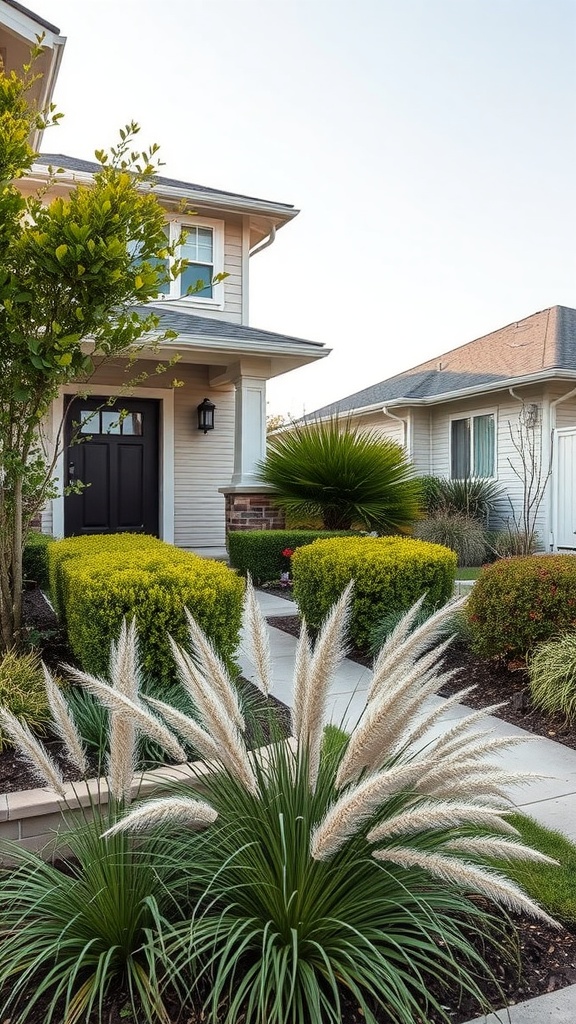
xmin=64 ymin=396 xmax=159 ymax=537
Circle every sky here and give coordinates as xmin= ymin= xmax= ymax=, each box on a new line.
xmin=37 ymin=0 xmax=576 ymax=418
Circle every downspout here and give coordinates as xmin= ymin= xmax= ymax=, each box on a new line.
xmin=249 ymin=225 xmax=276 ymax=258
xmin=382 ymin=406 xmax=409 ymax=455
xmin=548 ymin=385 xmax=576 ymax=550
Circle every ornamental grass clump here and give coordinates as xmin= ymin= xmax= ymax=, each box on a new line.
xmin=105 ymin=582 xmax=557 ymax=1024
xmin=529 ymin=630 xmax=576 ymax=723
xmin=0 ymin=619 xmax=216 ymax=1024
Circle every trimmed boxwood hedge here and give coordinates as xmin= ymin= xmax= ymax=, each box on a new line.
xmin=48 ymin=533 xmax=164 ymax=618
xmin=466 ymin=555 xmax=576 ymax=660
xmin=292 ymin=535 xmax=457 ymax=651
xmin=227 ymin=529 xmax=357 ymax=584
xmin=23 ymin=532 xmax=54 ymax=590
xmin=48 ymin=534 xmax=244 ymax=684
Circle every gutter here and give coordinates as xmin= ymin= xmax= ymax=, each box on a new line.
xmin=28 ymin=164 xmax=298 ymax=223
xmin=249 ymin=225 xmax=276 ymax=257
xmin=382 ymin=406 xmax=409 ymax=450
xmin=328 ymin=368 xmax=576 ymax=419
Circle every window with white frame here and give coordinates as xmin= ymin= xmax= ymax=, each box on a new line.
xmin=134 ymin=218 xmax=224 ymax=306
xmin=450 ymin=412 xmax=496 ymax=479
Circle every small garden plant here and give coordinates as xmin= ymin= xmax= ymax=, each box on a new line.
xmin=529 ymin=630 xmax=576 ymax=723
xmin=0 ymin=584 xmax=559 ymax=1024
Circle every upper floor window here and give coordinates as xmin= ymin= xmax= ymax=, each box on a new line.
xmin=450 ymin=412 xmax=495 ymax=479
xmin=134 ymin=217 xmax=225 ymax=307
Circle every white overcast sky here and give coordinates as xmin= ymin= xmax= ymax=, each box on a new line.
xmin=41 ymin=0 xmax=576 ymax=418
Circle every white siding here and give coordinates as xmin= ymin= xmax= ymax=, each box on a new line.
xmin=429 ymin=390 xmax=549 ymax=543
xmin=410 ymin=409 xmax=431 ymax=473
xmin=358 ymin=411 xmax=405 ymax=446
xmin=173 ymin=370 xmax=234 ymax=548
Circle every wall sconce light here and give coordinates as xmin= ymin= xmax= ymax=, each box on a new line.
xmin=197 ymin=397 xmax=215 ymax=434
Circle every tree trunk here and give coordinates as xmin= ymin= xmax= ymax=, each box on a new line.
xmin=0 ymin=475 xmax=24 ymax=653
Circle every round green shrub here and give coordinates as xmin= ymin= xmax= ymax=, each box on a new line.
xmin=529 ymin=631 xmax=576 ymax=722
xmin=466 ymin=555 xmax=576 ymax=661
xmin=292 ymin=535 xmax=456 ymax=651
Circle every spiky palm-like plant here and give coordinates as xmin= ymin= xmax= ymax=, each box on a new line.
xmin=101 ymin=583 xmax=557 ymax=1024
xmin=258 ymin=416 xmax=422 ymax=531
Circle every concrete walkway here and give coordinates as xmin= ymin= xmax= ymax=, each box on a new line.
xmin=239 ymin=590 xmax=576 ymax=1024
xmin=240 ymin=591 xmax=576 ymax=843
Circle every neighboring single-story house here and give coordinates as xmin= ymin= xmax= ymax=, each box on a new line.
xmin=4 ymin=1 xmax=329 ymax=554
xmin=304 ymin=306 xmax=576 ymax=551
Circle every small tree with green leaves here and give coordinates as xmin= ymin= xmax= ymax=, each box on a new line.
xmin=0 ymin=51 xmax=188 ymax=651
xmin=258 ymin=416 xmax=422 ymax=532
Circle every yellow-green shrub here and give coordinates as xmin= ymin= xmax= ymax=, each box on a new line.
xmin=0 ymin=650 xmax=51 ymax=749
xmin=51 ymin=536 xmax=244 ymax=683
xmin=48 ymin=534 xmax=164 ymax=617
xmin=466 ymin=555 xmax=576 ymax=660
xmin=292 ymin=536 xmax=457 ymax=650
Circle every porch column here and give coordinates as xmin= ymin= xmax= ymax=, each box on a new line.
xmin=230 ymin=374 xmax=267 ymax=486
xmin=219 ymin=373 xmax=286 ymax=533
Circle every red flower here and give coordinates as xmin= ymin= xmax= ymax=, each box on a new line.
xmin=282 ymin=548 xmax=294 ymax=558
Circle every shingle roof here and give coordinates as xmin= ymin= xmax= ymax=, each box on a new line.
xmin=135 ymin=306 xmax=324 ymax=350
xmin=309 ymin=305 xmax=576 ymax=417
xmin=36 ymin=154 xmax=295 ymax=211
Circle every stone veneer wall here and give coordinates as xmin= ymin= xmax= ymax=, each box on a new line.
xmin=225 ymin=492 xmax=286 ymax=532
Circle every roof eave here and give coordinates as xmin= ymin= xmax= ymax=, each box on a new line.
xmin=144 ymin=332 xmax=330 ymax=362
xmin=378 ymin=367 xmax=576 ymax=409
xmin=27 ymin=163 xmax=298 ymax=225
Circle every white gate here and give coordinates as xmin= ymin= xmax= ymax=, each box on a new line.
xmin=553 ymin=428 xmax=576 ymax=550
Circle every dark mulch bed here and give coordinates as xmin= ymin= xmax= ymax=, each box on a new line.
xmin=3 ymin=587 xmax=576 ymax=1022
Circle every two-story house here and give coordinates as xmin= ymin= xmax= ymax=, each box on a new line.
xmin=3 ymin=1 xmax=328 ymax=553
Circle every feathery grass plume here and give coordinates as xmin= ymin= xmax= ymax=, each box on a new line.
xmin=290 ymin=618 xmax=312 ymax=737
xmin=366 ymin=801 xmax=520 ymax=844
xmin=368 ymin=632 xmax=455 ymax=713
xmin=368 ymin=596 xmax=466 ymax=703
xmin=242 ymin=575 xmax=272 ymax=695
xmin=372 ymin=846 xmax=558 ymax=924
xmin=417 ymin=763 xmax=542 ymax=802
xmin=400 ymin=684 xmax=477 ymax=749
xmin=435 ymin=731 xmax=534 ymax=765
xmin=169 ymin=640 xmax=258 ymax=795
xmin=146 ymin=695 xmax=219 ymax=762
xmin=64 ymin=663 xmax=186 ymax=764
xmin=354 ymin=666 xmax=464 ymax=779
xmin=102 ymin=796 xmax=218 ymax=838
xmin=336 ymin=641 xmax=458 ymax=788
xmin=41 ymin=663 xmax=88 ymax=775
xmin=311 ymin=761 xmax=426 ymax=860
xmin=441 ymin=835 xmax=558 ymax=864
xmin=428 ymin=702 xmax=509 ymax=755
xmin=184 ymin=608 xmax=244 ymax=729
xmin=373 ymin=592 xmax=427 ymax=656
xmin=0 ymin=709 xmax=66 ymax=796
xmin=107 ymin=618 xmax=140 ymax=803
xmin=298 ymin=581 xmax=353 ymax=790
